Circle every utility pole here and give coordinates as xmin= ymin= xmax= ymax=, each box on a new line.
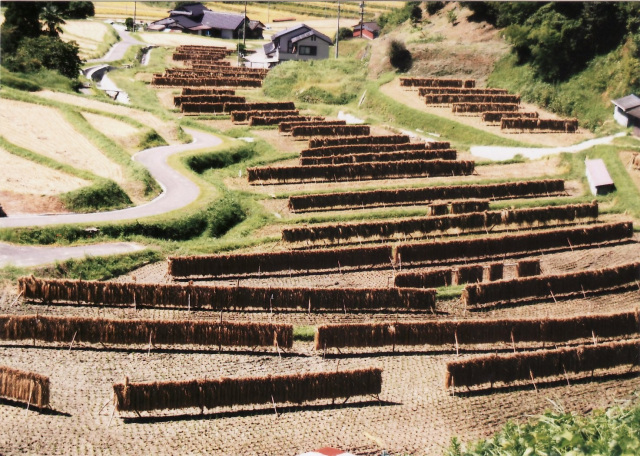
xmin=360 ymin=1 xmax=364 ymax=38
xmin=133 ymin=1 xmax=137 ymax=32
xmin=243 ymin=0 xmax=247 ymax=47
xmin=335 ymin=0 xmax=340 ymax=59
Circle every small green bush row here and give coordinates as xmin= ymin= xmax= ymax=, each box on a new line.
xmin=60 ymin=179 xmax=132 ymax=213
xmin=184 ymin=144 xmax=256 ymax=174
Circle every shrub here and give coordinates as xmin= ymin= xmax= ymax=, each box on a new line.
xmin=410 ymin=3 xmax=423 ymax=23
xmin=60 ymin=180 xmax=132 ymax=213
xmin=184 ymin=144 xmax=256 ymax=173
xmin=388 ymin=40 xmax=413 ymax=72
xmin=335 ymin=27 xmax=353 ymax=41
xmin=207 ymin=195 xmax=246 ymax=238
xmin=426 ymin=2 xmax=445 ymax=15
xmin=3 ymin=35 xmax=82 ymax=79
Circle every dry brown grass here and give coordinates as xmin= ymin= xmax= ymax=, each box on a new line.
xmin=0 ymin=147 xmax=89 ymax=195
xmin=81 ymin=112 xmax=142 ymax=154
xmin=60 ymin=20 xmax=110 ymax=59
xmin=0 ymin=98 xmax=124 ymax=182
xmin=34 ymin=91 xmax=182 ymax=145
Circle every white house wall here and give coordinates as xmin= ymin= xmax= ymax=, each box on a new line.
xmin=280 ymin=37 xmax=330 ymax=61
xmin=614 ymin=107 xmax=629 ymax=127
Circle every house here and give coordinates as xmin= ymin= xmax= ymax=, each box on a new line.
xmin=148 ymin=3 xmax=264 ymax=39
xmin=585 ymin=158 xmax=616 ymax=196
xmin=263 ymin=24 xmax=332 ymax=63
xmin=611 ymin=94 xmax=640 ymax=136
xmin=352 ymin=21 xmax=380 ymax=39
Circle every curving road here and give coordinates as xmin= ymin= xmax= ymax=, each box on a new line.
xmin=89 ymin=24 xmax=143 ymax=63
xmin=0 ymin=242 xmax=146 ymax=268
xmin=0 ymin=128 xmax=222 ymax=228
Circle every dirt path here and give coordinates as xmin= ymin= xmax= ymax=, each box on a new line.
xmin=0 ymin=128 xmax=221 ymax=228
xmin=471 ymin=132 xmax=627 ymax=161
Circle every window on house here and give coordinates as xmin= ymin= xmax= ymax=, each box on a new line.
xmin=311 ymin=35 xmax=316 ymax=41
xmin=299 ymin=45 xmax=317 ymax=56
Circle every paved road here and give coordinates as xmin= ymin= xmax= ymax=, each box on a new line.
xmin=89 ymin=24 xmax=143 ymax=63
xmin=0 ymin=242 xmax=147 ymax=268
xmin=0 ymin=128 xmax=222 ymax=228
xmin=470 ymin=132 xmax=627 ymax=161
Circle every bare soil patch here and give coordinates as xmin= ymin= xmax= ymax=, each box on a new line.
xmin=0 ymin=191 xmax=69 ymax=216
xmin=82 ymin=112 xmax=143 ymax=153
xmin=0 ymin=98 xmax=125 ymax=182
xmin=61 ymin=20 xmax=110 ymax=59
xmin=1 ymin=239 xmax=639 ymax=455
xmin=380 ymin=78 xmax=593 ymax=148
xmin=0 ymin=147 xmax=89 ymax=196
xmin=34 ymin=90 xmax=182 ymax=145
xmin=227 ymin=155 xmax=563 ymax=197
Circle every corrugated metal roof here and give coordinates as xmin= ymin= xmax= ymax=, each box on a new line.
xmin=611 ymin=94 xmax=640 ymax=111
xmin=585 ymin=158 xmax=614 ymax=187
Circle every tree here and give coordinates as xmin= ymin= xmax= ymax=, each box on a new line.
xmin=40 ymin=2 xmax=66 ymax=37
xmin=63 ymin=2 xmax=95 ymax=19
xmin=388 ymin=39 xmax=412 ymax=72
xmin=125 ymin=17 xmax=135 ymax=32
xmin=335 ymin=27 xmax=353 ymax=42
xmin=1 ymin=2 xmax=43 ymax=54
xmin=410 ymin=3 xmax=422 ymax=24
xmin=426 ymin=2 xmax=445 ymax=16
xmin=4 ymin=36 xmax=82 ymax=79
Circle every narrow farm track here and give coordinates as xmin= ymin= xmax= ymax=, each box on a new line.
xmin=0 ymin=128 xmax=222 ymax=228
xmin=0 ymin=242 xmax=146 ymax=268
xmin=88 ymin=25 xmax=143 ymax=63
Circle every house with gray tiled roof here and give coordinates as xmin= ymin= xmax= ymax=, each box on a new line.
xmin=263 ymin=24 xmax=332 ymax=63
xmin=148 ymin=3 xmax=264 ymax=39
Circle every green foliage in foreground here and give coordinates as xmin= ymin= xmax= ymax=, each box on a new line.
xmin=445 ymin=399 xmax=640 ymax=456
xmin=60 ymin=179 xmax=132 ymax=213
xmin=35 ymin=249 xmax=162 ymax=281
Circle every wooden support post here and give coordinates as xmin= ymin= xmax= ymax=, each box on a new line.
xmin=529 ymin=369 xmax=538 ymax=392
xmin=454 ymin=330 xmax=459 ymax=356
xmin=69 ymin=331 xmax=77 ymax=352
xmin=25 ymin=383 xmax=33 ymax=415
xmin=271 ymin=395 xmax=279 ymax=417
